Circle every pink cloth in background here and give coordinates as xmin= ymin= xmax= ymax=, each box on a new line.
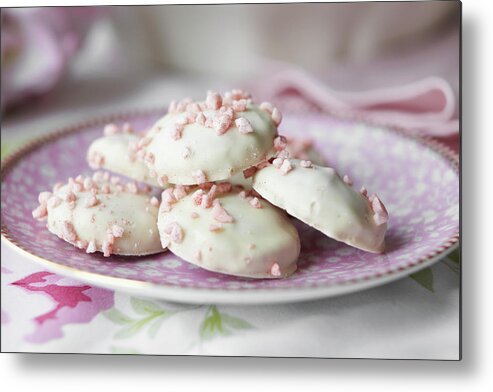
xmin=1 ymin=7 xmax=107 ymax=112
xmin=252 ymin=67 xmax=458 ymax=138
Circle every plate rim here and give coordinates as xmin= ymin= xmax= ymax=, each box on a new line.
xmin=1 ymin=109 xmax=460 ymax=304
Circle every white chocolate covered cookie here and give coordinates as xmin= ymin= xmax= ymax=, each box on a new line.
xmin=139 ymin=90 xmax=281 ymax=185
xmin=32 ymin=172 xmax=164 ymax=257
xmin=87 ymin=125 xmax=160 ymax=187
xmin=157 ymin=186 xmax=300 ymax=278
xmin=252 ymin=159 xmax=388 ymax=253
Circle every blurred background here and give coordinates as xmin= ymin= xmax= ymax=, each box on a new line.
xmin=1 ymin=2 xmax=460 ymax=150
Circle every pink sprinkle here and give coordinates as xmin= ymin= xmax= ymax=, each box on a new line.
xmin=186 ymin=111 xmax=198 ymax=122
xmin=235 ymin=117 xmax=254 ymax=134
xmin=259 ymin=102 xmax=273 ymax=114
xmin=177 ymin=98 xmax=192 ymax=112
xmin=83 ymin=178 xmax=94 ymax=190
xmin=238 ymin=190 xmax=247 ymax=199
xmin=343 ymin=175 xmax=353 ymax=186
xmin=360 ymin=187 xmax=368 ymax=197
xmin=126 ymin=182 xmax=138 ymax=194
xmin=176 ymin=114 xmax=189 ymax=126
xmin=164 ymin=222 xmax=184 ymax=243
xmin=212 ymin=201 xmax=234 ymax=223
xmin=106 ymin=233 xmax=115 ymax=245
xmin=182 ymin=146 xmax=191 ymax=159
xmin=272 ymin=158 xmax=284 ymax=168
xmin=88 ymin=152 xmax=105 ymax=169
xmin=270 ymin=263 xmax=281 ymax=277
xmin=206 ymin=91 xmax=222 ymax=110
xmin=249 ymin=197 xmax=262 ymax=209
xmin=150 ymin=196 xmax=159 ymax=207
xmin=76 ymin=240 xmax=88 ymax=249
xmin=216 ymin=182 xmax=232 ymax=193
xmin=193 ymin=170 xmax=207 ymax=184
xmin=256 ymin=160 xmax=270 ymax=169
xmin=111 ymin=225 xmax=125 ymax=238
xmin=122 ymin=122 xmax=133 ymax=133
xmin=371 ymin=195 xmax=389 ymax=226
xmin=232 ymin=99 xmax=247 ymax=112
xmin=102 ymin=240 xmax=112 ymax=257
xmin=209 ymin=222 xmax=223 ymax=232
xmin=168 ymin=100 xmax=177 ymax=113
xmin=92 ymin=172 xmax=104 ymax=182
xmin=223 ymin=92 xmax=233 ymax=105
xmin=85 ymin=195 xmax=99 ymax=208
xmin=162 ymin=188 xmax=177 ymax=204
xmin=47 ymin=196 xmax=62 ymax=209
xmin=300 ymin=160 xmax=313 ymax=168
xmin=274 ymin=136 xmax=287 ymax=151
xmin=32 ymin=204 xmax=48 ymax=220
xmin=145 ymin=152 xmax=155 ymax=164
xmin=173 ymin=185 xmax=188 ymax=200
xmin=195 ymin=112 xmax=206 ymax=126
xmin=279 ymin=159 xmax=293 ymax=175
xmin=101 ymin=184 xmax=111 ymax=194
xmin=191 ymin=212 xmax=200 ymax=219
xmin=213 ymin=114 xmax=232 ymax=135
xmin=243 ymin=166 xmax=257 ymax=179
xmin=53 ymin=182 xmax=64 ymax=192
xmin=157 ymin=175 xmax=169 ymax=187
xmin=192 ymin=189 xmax=206 ymax=206
xmin=61 ymin=221 xmax=77 ymax=242
xmin=277 ymin=149 xmax=290 ymax=159
xmin=187 ymin=102 xmax=201 ymax=112
xmin=271 ymin=108 xmax=282 ymax=125
xmin=63 ymin=191 xmax=76 ymax=202
xmin=103 ymin=123 xmax=119 ymax=136
xmin=200 ymin=194 xmax=212 ymax=209
xmin=86 ymin=240 xmax=96 ymax=254
xmin=38 ymin=191 xmax=52 ymax=204
xmin=170 ymin=123 xmax=184 ymax=140
xmin=137 ymin=136 xmax=152 ymax=149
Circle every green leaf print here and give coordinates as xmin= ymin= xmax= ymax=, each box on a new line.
xmin=442 ymin=248 xmax=460 ymax=274
xmin=130 ymin=297 xmax=164 ymax=315
xmin=103 ymin=308 xmax=135 ymax=325
xmin=199 ymin=305 xmax=253 ymax=340
xmin=1 ymin=143 xmax=12 ymax=160
xmin=410 ymin=267 xmax=435 ymax=292
xmin=448 ymin=248 xmax=460 ymax=265
xmin=1 ymin=137 xmax=32 ymax=160
xmin=105 ymin=298 xmax=179 ymax=339
xmin=110 ymin=346 xmax=140 ymax=355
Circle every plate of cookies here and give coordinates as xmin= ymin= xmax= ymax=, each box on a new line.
xmin=1 ymin=90 xmax=459 ymax=304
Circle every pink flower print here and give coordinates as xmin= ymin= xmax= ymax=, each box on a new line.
xmin=11 ymin=271 xmax=114 ymax=343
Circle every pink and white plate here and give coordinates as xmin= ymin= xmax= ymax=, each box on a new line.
xmin=1 ymin=110 xmax=459 ymax=304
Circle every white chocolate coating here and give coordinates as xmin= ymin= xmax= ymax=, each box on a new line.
xmin=157 ymin=190 xmax=300 ymax=278
xmin=228 ymin=137 xmax=327 ymax=190
xmin=144 ymin=105 xmax=277 ymax=185
xmin=87 ymin=134 xmax=160 ymax=187
xmin=252 ymin=159 xmax=388 ymax=253
xmin=45 ymin=179 xmax=164 ymax=256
